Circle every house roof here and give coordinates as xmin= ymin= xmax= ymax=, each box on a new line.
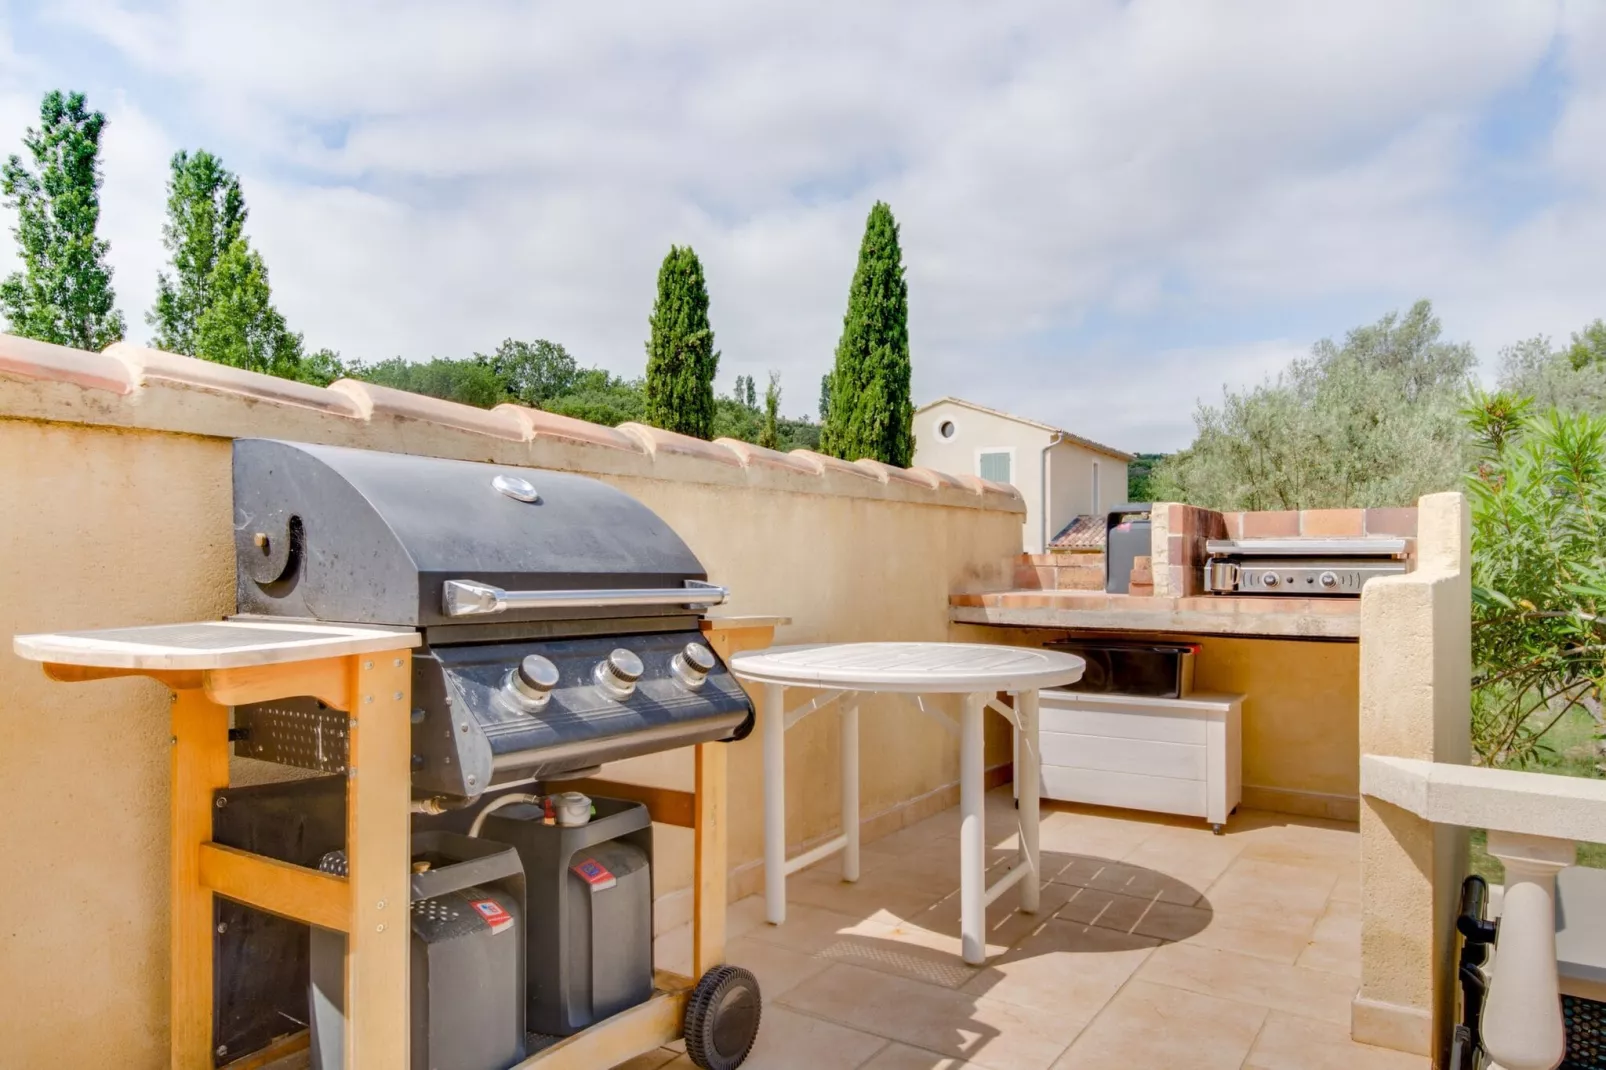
xmin=1050 ymin=514 xmax=1106 ymax=551
xmin=914 ymin=396 xmax=1134 ymax=461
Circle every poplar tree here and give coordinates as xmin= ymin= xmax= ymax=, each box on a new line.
xmin=759 ymin=372 xmax=781 ymax=449
xmin=193 ymin=237 xmax=305 ymax=378
xmin=148 ymin=149 xmax=245 ymax=354
xmin=820 ymin=201 xmax=913 ymax=466
xmin=643 ymin=245 xmax=719 ymax=439
xmin=0 ymin=90 xmax=125 ymax=348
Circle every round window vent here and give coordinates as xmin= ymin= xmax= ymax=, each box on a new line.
xmin=937 ymin=420 xmax=957 ymax=440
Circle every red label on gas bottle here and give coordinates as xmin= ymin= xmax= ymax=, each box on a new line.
xmin=471 ymin=899 xmax=514 ymax=934
xmin=571 ymin=858 xmax=617 ymax=891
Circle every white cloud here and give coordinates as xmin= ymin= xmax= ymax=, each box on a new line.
xmin=4 ymin=0 xmax=1601 ymax=451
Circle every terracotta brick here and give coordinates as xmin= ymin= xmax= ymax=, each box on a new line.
xmin=1012 ymin=563 xmax=1044 ymax=589
xmin=1300 ymin=509 xmax=1365 ymax=536
xmin=853 ymin=458 xmax=933 ymax=487
xmin=1222 ymin=512 xmax=1244 ymax=539
xmin=1240 ymin=510 xmax=1300 ymax=537
xmin=1203 ymin=510 xmax=1229 ymax=540
xmin=787 ymin=450 xmax=879 ymax=481
xmin=1167 ymin=535 xmax=1185 ymax=567
xmin=1167 ymin=504 xmax=1183 ymax=527
xmin=716 ymin=438 xmax=821 ymax=475
xmin=617 ymin=422 xmax=744 ymax=467
xmin=1364 ymin=507 xmax=1418 ymax=537
xmin=1 ymin=334 xmax=133 ymax=394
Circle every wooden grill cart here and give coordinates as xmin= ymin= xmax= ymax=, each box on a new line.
xmin=15 ymin=615 xmax=781 ymax=1070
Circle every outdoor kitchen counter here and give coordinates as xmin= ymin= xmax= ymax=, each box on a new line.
xmin=949 ymin=588 xmax=1361 ymax=640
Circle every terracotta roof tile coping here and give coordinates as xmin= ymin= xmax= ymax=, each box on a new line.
xmin=616 ymin=423 xmax=744 ymax=467
xmin=108 ymin=343 xmax=362 ymax=416
xmin=329 ymin=379 xmax=525 ymax=440
xmin=494 ymin=404 xmax=643 ymax=453
xmin=0 ymin=334 xmax=133 ymax=395
xmin=715 ymin=439 xmax=820 ymax=474
xmin=0 ymin=333 xmax=1019 ymax=513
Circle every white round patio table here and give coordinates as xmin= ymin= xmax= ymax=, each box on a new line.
xmin=730 ymin=642 xmax=1085 ymax=964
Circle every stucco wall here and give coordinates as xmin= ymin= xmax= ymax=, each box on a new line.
xmin=0 ymin=335 xmax=1026 ymax=1068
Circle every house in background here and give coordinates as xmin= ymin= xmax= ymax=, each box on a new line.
xmin=912 ymin=397 xmax=1133 ymax=553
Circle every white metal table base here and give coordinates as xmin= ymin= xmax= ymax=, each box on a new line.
xmin=761 ymin=683 xmax=1042 ymax=965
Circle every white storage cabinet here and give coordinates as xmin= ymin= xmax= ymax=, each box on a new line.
xmin=1016 ymin=689 xmax=1244 ymax=832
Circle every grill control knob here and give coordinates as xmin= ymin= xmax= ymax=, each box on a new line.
xmin=594 ymin=648 xmax=644 ymax=699
xmin=671 ymin=642 xmax=716 ymax=690
xmin=1319 ymin=571 xmax=1339 ymax=589
xmin=1262 ymin=572 xmax=1279 ymax=588
xmin=504 ymin=654 xmax=559 ymax=710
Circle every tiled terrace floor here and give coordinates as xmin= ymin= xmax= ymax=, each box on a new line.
xmin=631 ymin=789 xmax=1426 ymax=1070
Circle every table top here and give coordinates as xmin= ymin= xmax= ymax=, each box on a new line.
xmin=13 ymin=619 xmax=420 ymax=671
xmin=729 ymin=642 xmax=1085 ymax=693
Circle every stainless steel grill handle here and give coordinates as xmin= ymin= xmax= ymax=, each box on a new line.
xmin=442 ymin=578 xmax=728 ymax=617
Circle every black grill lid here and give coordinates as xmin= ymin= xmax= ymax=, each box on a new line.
xmin=233 ymin=439 xmax=708 ymax=627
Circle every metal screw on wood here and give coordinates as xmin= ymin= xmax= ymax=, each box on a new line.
xmin=376 ymin=900 xmax=387 ymax=910
xmin=393 ymin=658 xmax=403 ymax=668
xmin=376 ymin=923 xmax=387 ymax=933
xmin=215 ymin=797 xmax=227 ymax=809
xmin=364 ymin=694 xmax=374 ymax=704
xmin=217 ymin=922 xmax=227 ymax=934
xmin=393 ymin=691 xmax=403 ymax=701
xmin=364 ymin=660 xmax=374 ymax=670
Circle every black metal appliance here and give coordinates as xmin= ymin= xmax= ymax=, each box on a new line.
xmin=1045 ymin=638 xmax=1197 ymax=699
xmin=1202 ymin=537 xmax=1409 ymax=596
xmin=218 ymin=439 xmax=761 ymax=1070
xmin=1104 ymin=504 xmax=1152 ymax=594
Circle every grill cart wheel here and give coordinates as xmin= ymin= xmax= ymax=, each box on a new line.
xmin=684 ymin=965 xmax=762 ymax=1070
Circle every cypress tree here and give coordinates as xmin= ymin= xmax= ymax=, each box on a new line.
xmin=0 ymin=90 xmax=125 ymax=348
xmin=148 ymin=149 xmax=245 ymax=354
xmin=193 ymin=236 xmax=304 ymax=378
xmin=759 ymin=372 xmax=781 ymax=449
xmin=820 ymin=201 xmax=913 ymax=466
xmin=643 ymin=245 xmax=719 ymax=439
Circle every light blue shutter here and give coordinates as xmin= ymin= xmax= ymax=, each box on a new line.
xmin=978 ymin=451 xmax=1011 ymax=484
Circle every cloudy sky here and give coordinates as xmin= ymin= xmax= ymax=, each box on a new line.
xmin=2 ymin=2 xmax=1602 ymax=451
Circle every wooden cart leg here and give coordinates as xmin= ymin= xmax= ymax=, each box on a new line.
xmin=693 ymin=740 xmax=727 ymax=978
xmin=171 ymin=689 xmax=231 ymax=1069
xmin=343 ymin=653 xmax=413 ymax=1069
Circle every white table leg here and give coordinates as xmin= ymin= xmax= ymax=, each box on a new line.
xmin=841 ymin=695 xmax=860 ymax=882
xmin=764 ymin=681 xmax=787 ymax=925
xmin=1018 ymin=689 xmax=1041 ymax=914
xmin=959 ymin=691 xmax=987 ymax=965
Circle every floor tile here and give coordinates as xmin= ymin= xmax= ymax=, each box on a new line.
xmin=906 ymin=871 xmax=1076 ymax=955
xmin=657 ymin=1006 xmax=888 ymax=1070
xmin=789 ymin=864 xmax=953 ymax=921
xmin=859 ymin=1042 xmax=978 ymax=1069
xmin=739 ymin=900 xmax=889 ymax=956
xmin=1137 ymin=942 xmax=1358 ymax=1024
xmin=1295 ymin=905 xmax=1362 ymax=977
xmin=726 ymin=936 xmax=834 ymax=999
xmin=1242 ymin=1011 xmax=1430 ymax=1069
xmin=1203 ymin=857 xmax=1341 ymax=929
xmin=1054 ymin=884 xmax=1212 ymax=942
xmin=1050 ymin=979 xmax=1267 ymax=1069
xmin=960 ymin=917 xmax=1156 ymax=1025
xmin=781 ymin=963 xmax=1078 ymax=1070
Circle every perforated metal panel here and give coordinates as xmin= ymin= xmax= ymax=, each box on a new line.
xmin=234 ymin=698 xmax=350 ymax=773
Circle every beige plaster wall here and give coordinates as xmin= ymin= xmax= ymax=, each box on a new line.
xmin=1193 ymin=636 xmax=1361 ymax=821
xmin=0 ymin=337 xmax=1026 ymax=1068
xmin=1352 ymin=492 xmax=1471 ymax=1063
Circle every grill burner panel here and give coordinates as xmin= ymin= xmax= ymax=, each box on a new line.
xmin=235 ymin=699 xmax=352 ymax=773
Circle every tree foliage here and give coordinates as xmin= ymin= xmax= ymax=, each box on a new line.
xmin=192 ymin=237 xmax=309 ymax=378
xmin=643 ymin=245 xmax=719 ymax=439
xmin=148 ymin=150 xmax=244 ymax=354
xmin=355 ymin=355 xmax=507 ymax=408
xmin=0 ymin=90 xmax=125 ymax=348
xmin=1467 ymin=392 xmax=1606 ymax=768
xmin=759 ymin=372 xmax=781 ymax=450
xmin=479 ymin=338 xmax=579 ymax=407
xmin=1497 ymin=324 xmax=1606 ymax=415
xmin=820 ymin=201 xmax=914 ymax=466
xmin=1150 ymin=301 xmax=1474 ymax=510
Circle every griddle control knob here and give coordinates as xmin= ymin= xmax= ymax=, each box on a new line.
xmin=506 ymin=654 xmax=559 ymax=710
xmin=1262 ymin=572 xmax=1279 ymax=588
xmin=1319 ymin=571 xmax=1339 ymax=589
xmin=594 ymin=648 xmax=644 ymax=699
xmin=671 ymin=642 xmax=716 ymax=690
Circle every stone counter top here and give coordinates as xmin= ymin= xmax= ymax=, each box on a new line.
xmin=949 ymin=588 xmax=1360 ymax=639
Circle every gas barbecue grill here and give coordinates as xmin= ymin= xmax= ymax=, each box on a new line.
xmin=230 ymin=438 xmax=755 ymax=799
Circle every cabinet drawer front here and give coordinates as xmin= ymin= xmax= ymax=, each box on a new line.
xmin=1039 ymin=731 xmax=1206 ymax=781
xmin=1039 ymin=766 xmax=1208 ymax=818
xmin=1039 ymin=700 xmax=1207 ymax=745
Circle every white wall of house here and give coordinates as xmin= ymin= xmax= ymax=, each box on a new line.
xmin=913 ymin=399 xmax=1129 ymax=552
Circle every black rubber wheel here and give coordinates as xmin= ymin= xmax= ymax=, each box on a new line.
xmin=683 ymin=964 xmax=762 ymax=1070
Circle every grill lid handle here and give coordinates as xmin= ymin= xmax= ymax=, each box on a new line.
xmin=442 ymin=578 xmax=728 ymax=617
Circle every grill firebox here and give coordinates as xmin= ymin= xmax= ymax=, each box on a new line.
xmin=230 ymin=439 xmax=753 ymax=799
